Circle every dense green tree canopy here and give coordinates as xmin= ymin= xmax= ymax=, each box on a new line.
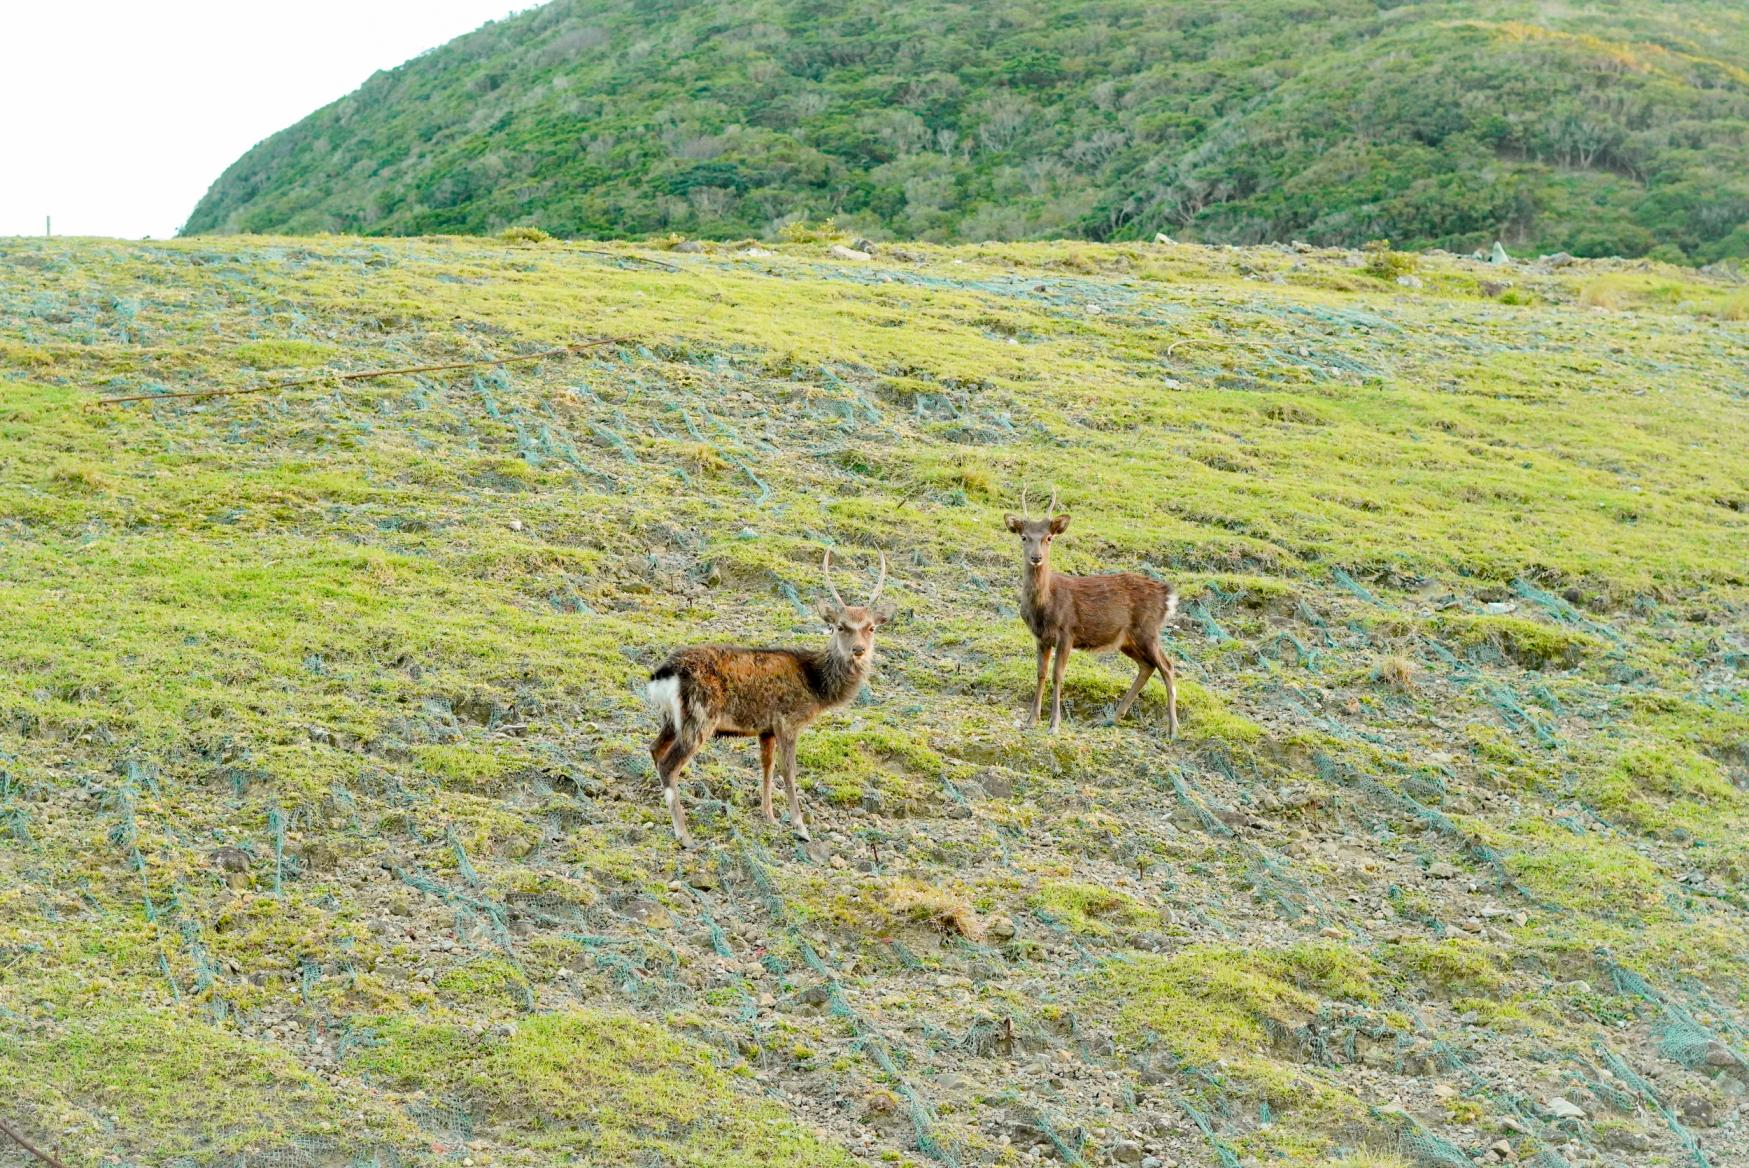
xmin=185 ymin=0 xmax=1749 ymax=260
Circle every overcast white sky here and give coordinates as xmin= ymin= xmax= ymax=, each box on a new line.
xmin=1 ymin=1 xmax=524 ymax=240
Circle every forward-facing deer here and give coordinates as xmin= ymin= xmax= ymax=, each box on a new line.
xmin=1005 ymin=489 xmax=1179 ymax=736
xmin=646 ymin=550 xmax=895 ymax=848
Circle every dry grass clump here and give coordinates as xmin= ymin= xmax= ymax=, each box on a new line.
xmin=887 ymin=880 xmax=986 ymax=941
xmin=1373 ymin=653 xmax=1418 ymax=692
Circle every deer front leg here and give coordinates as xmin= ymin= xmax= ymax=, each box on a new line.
xmin=759 ymin=733 xmax=778 ymax=824
xmin=1049 ymin=635 xmax=1071 ymax=733
xmin=778 ymin=734 xmax=809 ymax=841
xmin=1027 ymin=641 xmax=1051 ymax=727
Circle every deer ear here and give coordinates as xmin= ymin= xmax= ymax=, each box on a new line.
xmin=1049 ymin=514 xmax=1070 ymax=534
xmin=1004 ymin=513 xmax=1024 ymax=532
xmin=814 ymin=599 xmax=839 ymax=626
xmin=872 ymin=602 xmax=897 ymax=626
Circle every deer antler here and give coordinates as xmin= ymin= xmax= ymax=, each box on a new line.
xmin=868 ymin=552 xmax=888 ymax=606
xmin=1020 ymin=484 xmax=1034 ymax=520
xmin=822 ymin=548 xmax=848 ymax=608
xmin=1047 ymin=484 xmax=1060 ymax=515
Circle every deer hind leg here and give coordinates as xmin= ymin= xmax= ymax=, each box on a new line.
xmin=650 ymin=725 xmax=677 ymax=769
xmin=1049 ymin=636 xmax=1071 ymax=733
xmin=1027 ymin=642 xmax=1052 ymax=727
xmin=777 ymin=734 xmax=809 ymax=841
xmin=758 ymin=733 xmax=778 ymax=825
xmin=657 ymin=724 xmax=706 ymax=849
xmin=1149 ymin=644 xmax=1180 ymax=740
xmin=1113 ymin=642 xmax=1154 ymax=723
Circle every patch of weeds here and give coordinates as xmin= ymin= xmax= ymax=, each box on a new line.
xmin=1100 ymin=942 xmax=1378 ymax=1061
xmin=7 ymin=1008 xmax=355 ymax=1159
xmin=348 ymin=1012 xmax=856 ymax=1165
xmin=1431 ymin=613 xmax=1596 ymax=669
xmin=435 ymin=955 xmax=531 ymax=1009
xmin=1030 ymin=880 xmax=1152 ymax=935
xmin=1384 ymin=938 xmax=1504 ymax=995
xmin=1504 ymin=818 xmax=1664 ymax=914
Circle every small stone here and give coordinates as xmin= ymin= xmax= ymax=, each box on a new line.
xmin=1396 ymin=274 xmax=1423 ymax=289
xmin=672 ymin=239 xmax=705 ymax=253
xmin=1153 ymin=233 xmax=1175 ymax=245
xmin=1428 ymin=861 xmax=1459 ymax=879
xmin=829 ymin=244 xmax=871 ymax=261
xmin=987 ymin=916 xmax=1016 ymax=941
xmin=1544 ymin=1096 xmax=1586 ymax=1120
xmin=851 ymin=238 xmax=877 ymax=254
xmin=1112 ymin=1140 xmax=1144 ymax=1164
xmin=208 ymin=846 xmax=252 ymax=873
xmin=508 ymin=518 xmax=523 ymax=531
xmin=1490 ymin=241 xmax=1511 ymax=265
xmin=1704 ymin=1042 xmax=1742 ymax=1068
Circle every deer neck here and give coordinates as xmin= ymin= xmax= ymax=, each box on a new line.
xmin=1022 ymin=556 xmax=1055 ymax=625
xmin=811 ymin=642 xmax=869 ymax=706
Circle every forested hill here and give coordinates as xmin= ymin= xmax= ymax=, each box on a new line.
xmin=183 ymin=0 xmax=1749 ymax=259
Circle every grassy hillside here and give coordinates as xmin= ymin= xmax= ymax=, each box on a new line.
xmin=3 ymin=230 xmax=1749 ymax=1168
xmin=181 ymin=0 xmax=1749 ymax=261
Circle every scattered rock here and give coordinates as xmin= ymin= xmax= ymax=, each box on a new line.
xmin=672 ymin=240 xmax=705 ymax=253
xmin=1542 ymin=251 xmax=1577 ymax=268
xmin=1479 ymin=279 xmax=1511 ymax=297
xmin=1677 ymin=1095 xmax=1717 ymax=1127
xmin=986 ymin=916 xmax=1017 ymax=942
xmin=1703 ymin=1041 xmax=1742 ymax=1069
xmin=1490 ymin=241 xmax=1511 ymax=265
xmin=738 ymin=246 xmax=774 ymax=257
xmin=1544 ymin=1096 xmax=1586 ymax=1120
xmin=829 ymin=244 xmax=871 ymax=261
xmin=851 ymin=238 xmax=877 ymax=255
xmin=1111 ymin=1139 xmax=1144 ymax=1163
xmin=1153 ymin=233 xmax=1175 ymax=245
xmin=1396 ymin=274 xmax=1423 ymax=289
xmin=1598 ymin=1128 xmax=1653 ymax=1152
xmin=1427 ymin=861 xmax=1459 ymax=879
xmin=208 ymin=846 xmax=252 ymax=873
xmin=782 ymin=985 xmax=833 ymax=1014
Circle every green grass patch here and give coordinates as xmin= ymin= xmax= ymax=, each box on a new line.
xmin=348 ymin=1012 xmax=854 ymax=1166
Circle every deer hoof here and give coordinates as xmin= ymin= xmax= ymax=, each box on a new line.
xmin=793 ymin=826 xmax=812 ymax=842
xmin=676 ymin=834 xmax=700 ymax=852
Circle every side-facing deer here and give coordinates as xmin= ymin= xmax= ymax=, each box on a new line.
xmin=646 ymin=550 xmax=895 ymax=848
xmin=1005 ymin=489 xmax=1180 ymax=736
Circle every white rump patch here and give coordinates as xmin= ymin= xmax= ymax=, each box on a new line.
xmin=1166 ymin=590 xmax=1180 ymax=622
xmin=646 ymin=676 xmax=683 ymax=730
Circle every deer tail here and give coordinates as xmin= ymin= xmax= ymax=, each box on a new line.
xmin=646 ymin=664 xmax=686 ymax=732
